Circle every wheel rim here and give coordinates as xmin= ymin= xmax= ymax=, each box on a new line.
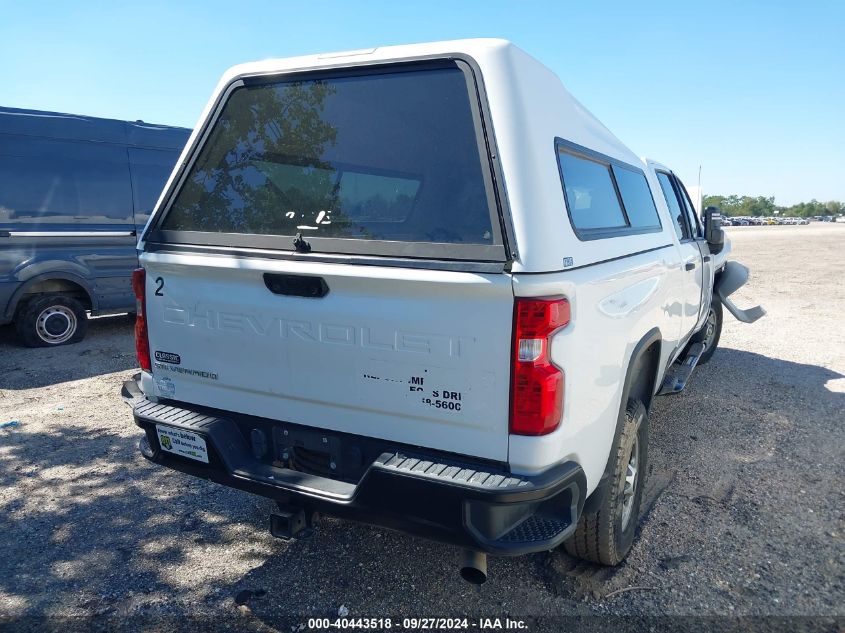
xmin=702 ymin=307 xmax=717 ymax=352
xmin=621 ymin=435 xmax=639 ymax=531
xmin=35 ymin=305 xmax=77 ymax=344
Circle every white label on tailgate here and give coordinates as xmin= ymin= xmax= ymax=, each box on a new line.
xmin=359 ymin=359 xmax=473 ymax=416
xmin=156 ymin=425 xmax=209 ymax=463
xmin=155 ymin=376 xmax=176 ymax=398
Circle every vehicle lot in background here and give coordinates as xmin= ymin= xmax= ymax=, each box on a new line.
xmin=0 ymin=224 xmax=842 ymax=628
xmin=725 ymin=216 xmax=814 ymax=226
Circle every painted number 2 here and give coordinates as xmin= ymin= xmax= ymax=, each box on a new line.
xmin=154 ymin=276 xmax=164 ymax=296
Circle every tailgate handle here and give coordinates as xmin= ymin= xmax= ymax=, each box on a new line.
xmin=263 ymin=273 xmax=329 ymax=298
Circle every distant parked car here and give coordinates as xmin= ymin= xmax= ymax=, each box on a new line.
xmin=0 ymin=107 xmax=191 ymax=346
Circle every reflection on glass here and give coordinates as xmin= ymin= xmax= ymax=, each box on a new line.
xmin=559 ymin=152 xmax=627 ymax=231
xmin=162 ymin=67 xmax=498 ymax=246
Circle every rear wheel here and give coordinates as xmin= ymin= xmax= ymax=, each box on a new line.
xmin=690 ymin=298 xmax=722 ymax=365
xmin=564 ymin=399 xmax=649 ymax=565
xmin=15 ymin=294 xmax=89 ymax=347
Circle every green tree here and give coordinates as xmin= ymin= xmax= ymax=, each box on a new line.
xmin=740 ymin=196 xmax=777 ymax=217
xmin=702 ymin=194 xmax=776 ymax=217
xmin=825 ymin=200 xmax=844 ymax=215
xmin=786 ymin=200 xmax=828 ymax=218
xmin=704 ymin=195 xmax=844 ymax=218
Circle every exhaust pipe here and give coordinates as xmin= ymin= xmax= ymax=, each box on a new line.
xmin=459 ymin=550 xmax=488 ymax=585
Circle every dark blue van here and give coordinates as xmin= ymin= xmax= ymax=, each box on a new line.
xmin=0 ymin=107 xmax=190 ymax=346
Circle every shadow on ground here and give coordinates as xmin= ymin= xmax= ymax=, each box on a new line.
xmin=0 ymin=347 xmax=842 ymax=628
xmin=0 ymin=315 xmax=137 ymax=390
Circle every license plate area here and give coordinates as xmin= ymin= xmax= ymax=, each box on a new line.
xmin=273 ymin=425 xmax=363 ymax=481
xmin=156 ymin=424 xmax=209 ymax=463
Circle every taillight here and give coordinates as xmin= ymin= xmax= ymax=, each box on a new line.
xmin=131 ymin=268 xmax=151 ymax=372
xmin=510 ymin=297 xmax=570 ymax=435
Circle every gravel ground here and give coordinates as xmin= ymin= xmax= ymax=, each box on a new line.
xmin=1 ymin=225 xmax=843 ymax=631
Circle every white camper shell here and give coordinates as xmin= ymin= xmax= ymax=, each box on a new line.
xmin=141 ymin=39 xmax=671 ymax=272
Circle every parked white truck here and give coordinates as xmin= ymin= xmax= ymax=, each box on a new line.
xmin=122 ymin=39 xmax=763 ymax=583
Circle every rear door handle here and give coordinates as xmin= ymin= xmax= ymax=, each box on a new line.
xmin=685 ymin=262 xmax=696 ymax=271
xmin=264 ymin=273 xmax=329 ymax=298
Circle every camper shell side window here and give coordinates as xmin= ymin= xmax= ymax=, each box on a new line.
xmin=555 ymin=139 xmax=663 ymax=242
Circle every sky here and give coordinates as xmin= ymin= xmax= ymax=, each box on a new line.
xmin=1 ymin=0 xmax=843 ymax=206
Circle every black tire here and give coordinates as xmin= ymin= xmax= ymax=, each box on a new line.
xmin=690 ymin=298 xmax=722 ymax=365
xmin=564 ymin=399 xmax=649 ymax=566
xmin=15 ymin=294 xmax=89 ymax=348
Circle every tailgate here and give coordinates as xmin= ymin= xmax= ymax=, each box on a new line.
xmin=141 ymin=252 xmax=514 ymax=461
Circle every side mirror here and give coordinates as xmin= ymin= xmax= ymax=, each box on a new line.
xmin=703 ymin=206 xmax=725 ymax=254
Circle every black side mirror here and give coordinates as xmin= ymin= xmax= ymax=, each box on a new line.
xmin=703 ymin=206 xmax=725 ymax=254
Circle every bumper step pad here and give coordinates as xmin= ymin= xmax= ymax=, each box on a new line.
xmin=497 ymin=515 xmax=572 ymax=545
xmin=378 ymin=453 xmax=532 ymax=491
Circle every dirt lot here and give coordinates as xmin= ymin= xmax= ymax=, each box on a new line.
xmin=1 ymin=225 xmax=843 ymax=631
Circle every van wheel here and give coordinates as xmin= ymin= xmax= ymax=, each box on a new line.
xmin=15 ymin=294 xmax=89 ymax=347
xmin=564 ymin=399 xmax=648 ymax=566
xmin=690 ymin=299 xmax=722 ymax=365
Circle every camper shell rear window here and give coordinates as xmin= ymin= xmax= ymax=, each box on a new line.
xmin=148 ymin=60 xmax=506 ymax=261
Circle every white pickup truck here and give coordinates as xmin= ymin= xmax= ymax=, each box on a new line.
xmin=122 ymin=39 xmax=763 ymax=583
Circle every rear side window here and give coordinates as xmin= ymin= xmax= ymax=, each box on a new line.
xmin=675 ymin=178 xmax=703 ymax=238
xmin=556 ymin=142 xmax=662 ymax=239
xmin=0 ymin=138 xmax=132 ymax=226
xmin=156 ymin=62 xmax=504 ymax=260
xmin=613 ymin=167 xmax=660 ymax=229
xmin=656 ymin=171 xmax=689 ymax=241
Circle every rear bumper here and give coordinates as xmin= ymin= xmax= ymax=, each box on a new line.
xmin=125 ymin=381 xmax=586 ymax=555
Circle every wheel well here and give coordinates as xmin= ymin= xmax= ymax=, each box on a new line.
xmin=627 ymin=340 xmax=661 ymax=412
xmin=580 ymin=331 xmax=662 ymax=515
xmin=17 ymin=279 xmax=93 ymax=312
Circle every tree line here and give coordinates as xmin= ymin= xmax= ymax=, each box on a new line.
xmin=702 ymin=195 xmax=844 ymax=218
